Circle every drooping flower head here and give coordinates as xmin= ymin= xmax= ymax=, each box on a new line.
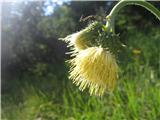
xmin=60 ymin=21 xmax=124 ymax=96
xmin=69 ymin=47 xmax=118 ymax=96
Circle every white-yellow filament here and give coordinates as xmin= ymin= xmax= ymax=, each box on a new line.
xmin=69 ymin=46 xmax=118 ymax=96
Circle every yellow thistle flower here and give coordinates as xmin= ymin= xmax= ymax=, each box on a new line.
xmin=69 ymin=46 xmax=118 ymax=96
xmin=132 ymin=49 xmax=141 ymax=55
xmin=61 ymin=21 xmax=103 ymax=51
xmin=64 ymin=30 xmax=89 ymax=51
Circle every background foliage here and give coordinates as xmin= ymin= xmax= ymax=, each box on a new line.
xmin=2 ymin=1 xmax=160 ymax=120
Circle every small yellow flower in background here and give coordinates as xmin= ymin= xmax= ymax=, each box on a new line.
xmin=132 ymin=49 xmax=141 ymax=55
xmin=69 ymin=46 xmax=118 ymax=96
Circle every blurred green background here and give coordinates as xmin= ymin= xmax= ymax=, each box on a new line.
xmin=1 ymin=1 xmax=160 ymax=120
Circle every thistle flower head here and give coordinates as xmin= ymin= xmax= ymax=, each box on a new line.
xmin=69 ymin=46 xmax=118 ymax=96
xmin=61 ymin=21 xmax=103 ymax=51
xmin=60 ymin=21 xmax=124 ymax=96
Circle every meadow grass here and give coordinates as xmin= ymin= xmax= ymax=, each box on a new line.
xmin=2 ymin=28 xmax=160 ymax=120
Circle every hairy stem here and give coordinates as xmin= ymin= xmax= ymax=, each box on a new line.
xmin=107 ymin=0 xmax=160 ymax=33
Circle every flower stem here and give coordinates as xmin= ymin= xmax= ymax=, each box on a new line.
xmin=107 ymin=0 xmax=160 ymax=33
